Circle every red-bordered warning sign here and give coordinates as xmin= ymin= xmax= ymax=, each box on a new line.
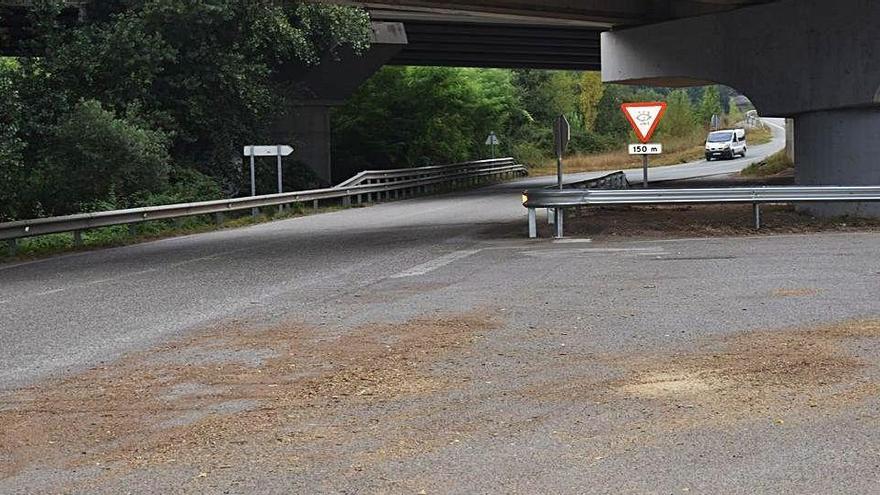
xmin=621 ymin=102 xmax=668 ymax=143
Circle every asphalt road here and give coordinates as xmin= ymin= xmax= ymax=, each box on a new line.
xmin=6 ymin=119 xmax=879 ymax=494
xmin=0 ymin=119 xmax=786 ymax=391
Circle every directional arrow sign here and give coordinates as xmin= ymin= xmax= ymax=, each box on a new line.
xmin=485 ymin=132 xmax=499 ymax=146
xmin=243 ymin=145 xmax=294 ymax=157
xmin=621 ymin=102 xmax=667 ymax=144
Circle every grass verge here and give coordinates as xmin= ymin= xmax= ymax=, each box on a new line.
xmin=740 ymin=150 xmax=793 ymax=177
xmin=0 ymin=204 xmax=350 ymax=264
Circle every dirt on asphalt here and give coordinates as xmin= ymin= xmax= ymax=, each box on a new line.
xmin=3 ymin=315 xmax=880 ymax=493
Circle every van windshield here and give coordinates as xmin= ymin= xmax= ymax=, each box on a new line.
xmin=708 ymin=132 xmax=733 ymax=143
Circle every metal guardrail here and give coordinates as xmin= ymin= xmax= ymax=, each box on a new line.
xmin=563 ymin=171 xmax=629 ymax=190
xmin=1 ymin=158 xmax=526 ymax=252
xmin=523 ymin=185 xmax=880 ymax=238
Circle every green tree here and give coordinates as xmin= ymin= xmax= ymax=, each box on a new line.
xmin=578 ymin=72 xmax=604 ymax=131
xmin=698 ymin=85 xmax=723 ymax=128
xmin=727 ymin=96 xmax=745 ymax=126
xmin=594 ymin=84 xmax=637 ymax=139
xmin=4 ymin=0 xmax=372 ymax=219
xmin=0 ymin=59 xmax=27 ymax=221
xmin=659 ymin=89 xmax=698 ymax=138
xmin=40 ymin=100 xmax=171 ymax=214
xmin=332 ymin=67 xmax=521 ymax=174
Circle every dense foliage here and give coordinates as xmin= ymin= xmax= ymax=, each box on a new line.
xmin=334 ymin=67 xmax=739 ymax=170
xmin=0 ymin=0 xmax=370 ymax=220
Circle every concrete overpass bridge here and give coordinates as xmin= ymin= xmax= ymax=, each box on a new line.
xmin=3 ymin=0 xmax=878 ymax=215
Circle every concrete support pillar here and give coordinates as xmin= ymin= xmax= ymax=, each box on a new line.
xmin=601 ymin=0 xmax=880 ymax=217
xmin=285 ymin=105 xmax=333 ymax=184
xmin=795 ymin=108 xmax=880 ymax=216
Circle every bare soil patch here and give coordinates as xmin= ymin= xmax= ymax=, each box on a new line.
xmin=529 ymin=319 xmax=880 ymax=429
xmin=0 ymin=311 xmax=499 ymax=490
xmin=548 ymin=204 xmax=880 ymax=239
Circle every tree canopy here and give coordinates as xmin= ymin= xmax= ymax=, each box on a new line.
xmin=0 ymin=0 xmax=370 ymax=220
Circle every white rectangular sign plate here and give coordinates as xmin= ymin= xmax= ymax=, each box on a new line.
xmin=628 ymin=143 xmax=663 ymax=155
xmin=244 ymin=145 xmax=294 ymax=157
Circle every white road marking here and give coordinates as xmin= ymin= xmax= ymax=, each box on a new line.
xmin=552 ymin=238 xmax=593 ymax=244
xmin=390 ymin=249 xmax=483 ymax=278
xmin=522 ymin=247 xmax=666 ymax=258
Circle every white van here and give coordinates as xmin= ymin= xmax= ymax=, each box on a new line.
xmin=705 ymin=128 xmax=746 ymax=160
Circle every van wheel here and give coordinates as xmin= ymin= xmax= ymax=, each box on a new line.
xmin=742 ymin=147 xmax=747 ymax=157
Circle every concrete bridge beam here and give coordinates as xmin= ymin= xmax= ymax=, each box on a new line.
xmin=601 ymin=0 xmax=880 ymax=216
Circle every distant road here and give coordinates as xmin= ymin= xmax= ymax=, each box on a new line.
xmin=517 ymin=117 xmax=786 ymax=188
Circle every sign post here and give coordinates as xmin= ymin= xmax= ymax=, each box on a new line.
xmin=485 ymin=132 xmax=499 ymax=159
xmin=553 ymin=114 xmax=571 ymax=238
xmin=621 ymin=102 xmax=667 ymax=188
xmin=244 ymin=145 xmax=295 ymax=217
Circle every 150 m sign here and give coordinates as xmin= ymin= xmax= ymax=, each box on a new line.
xmin=628 ymin=143 xmax=663 ymax=155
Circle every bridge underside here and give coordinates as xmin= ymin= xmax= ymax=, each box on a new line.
xmin=383 ymin=20 xmax=601 ymax=71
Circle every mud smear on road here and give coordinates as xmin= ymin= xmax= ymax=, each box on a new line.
xmin=0 ymin=311 xmax=498 ymax=491
xmin=530 ymin=319 xmax=880 ymax=429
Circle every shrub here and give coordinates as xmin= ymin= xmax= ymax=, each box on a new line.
xmin=40 ymin=100 xmax=171 ymax=214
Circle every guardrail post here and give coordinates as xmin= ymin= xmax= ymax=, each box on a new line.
xmin=214 ymin=212 xmax=224 ymax=225
xmin=555 ymin=209 xmax=564 ymax=238
xmin=343 ymin=195 xmax=351 ymax=207
xmin=528 ymin=208 xmax=537 ymax=238
xmin=128 ymin=223 xmax=137 ymax=237
xmin=313 ymin=199 xmax=319 ymax=210
xmin=356 ymin=194 xmax=362 ymax=205
xmin=7 ymin=239 xmax=16 ymax=257
xmin=73 ymin=230 xmax=83 ymax=247
xmin=753 ymin=203 xmax=761 ymax=230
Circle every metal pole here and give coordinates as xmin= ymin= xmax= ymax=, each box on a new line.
xmin=492 ymin=143 xmax=495 ymax=159
xmin=557 ymin=155 xmax=563 ymax=190
xmin=276 ymin=145 xmax=283 ymax=214
xmin=642 ymin=154 xmax=649 ymax=188
xmin=250 ymin=153 xmax=257 ymax=218
xmin=528 ymin=208 xmax=537 ymax=238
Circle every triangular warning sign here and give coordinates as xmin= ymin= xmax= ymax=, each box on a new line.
xmin=621 ymin=102 xmax=668 ymax=143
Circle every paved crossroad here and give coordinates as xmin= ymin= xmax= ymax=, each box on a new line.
xmin=6 ymin=118 xmax=878 ymax=494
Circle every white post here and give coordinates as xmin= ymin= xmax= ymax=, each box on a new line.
xmin=277 ymin=145 xmax=283 ymax=214
xmin=528 ymin=208 xmax=537 ymax=238
xmin=250 ymin=153 xmax=257 ymax=218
